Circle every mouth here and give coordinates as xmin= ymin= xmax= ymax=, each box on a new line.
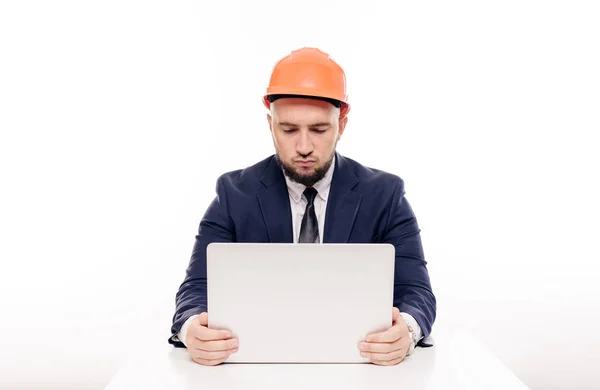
xmin=296 ymin=160 xmax=316 ymax=167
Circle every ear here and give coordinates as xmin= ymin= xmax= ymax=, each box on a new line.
xmin=267 ymin=113 xmax=272 ymax=132
xmin=337 ymin=115 xmax=348 ymax=140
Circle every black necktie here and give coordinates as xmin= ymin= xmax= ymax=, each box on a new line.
xmin=299 ymin=187 xmax=319 ymax=243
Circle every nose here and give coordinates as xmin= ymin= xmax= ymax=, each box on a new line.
xmin=296 ymin=130 xmax=313 ymax=156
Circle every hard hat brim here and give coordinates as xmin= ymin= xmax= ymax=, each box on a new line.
xmin=263 ymin=90 xmax=350 ymax=117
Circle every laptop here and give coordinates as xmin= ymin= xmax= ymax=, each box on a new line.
xmin=206 ymin=242 xmax=395 ymax=363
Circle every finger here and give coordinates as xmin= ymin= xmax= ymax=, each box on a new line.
xmin=366 ymin=324 xmax=403 ymax=343
xmin=194 ymin=338 xmax=238 ymax=352
xmin=392 ymin=307 xmax=400 ymax=321
xmin=195 ymin=329 xmax=232 ymax=341
xmin=358 ymin=339 xmax=403 ymax=353
xmin=191 ymin=325 xmax=232 ymax=341
xmin=362 ymin=347 xmax=406 ymax=363
xmin=192 ymin=347 xmax=238 ymax=361
xmin=192 ymin=314 xmax=233 ymax=341
xmin=192 ymin=356 xmax=228 ymax=366
xmin=371 ymin=355 xmax=405 ymax=366
xmin=198 ymin=312 xmax=208 ymax=326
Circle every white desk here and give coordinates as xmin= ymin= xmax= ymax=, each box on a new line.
xmin=105 ymin=303 xmax=528 ymax=390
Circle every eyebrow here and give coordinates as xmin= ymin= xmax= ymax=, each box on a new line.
xmin=277 ymin=121 xmax=332 ymax=127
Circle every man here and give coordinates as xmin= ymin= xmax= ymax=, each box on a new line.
xmin=169 ymin=47 xmax=436 ymax=366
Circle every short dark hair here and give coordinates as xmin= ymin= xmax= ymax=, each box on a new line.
xmin=267 ymin=94 xmax=342 ymax=108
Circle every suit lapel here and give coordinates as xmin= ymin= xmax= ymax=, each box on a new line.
xmin=257 ymin=157 xmax=294 ymax=243
xmin=324 ymin=153 xmax=362 ymax=243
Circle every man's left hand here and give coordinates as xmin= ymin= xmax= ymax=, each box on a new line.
xmin=358 ymin=307 xmax=411 ymax=366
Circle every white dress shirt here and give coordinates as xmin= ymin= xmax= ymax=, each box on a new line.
xmin=178 ymin=156 xmax=423 ymax=351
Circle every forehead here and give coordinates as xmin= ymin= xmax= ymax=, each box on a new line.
xmin=271 ymin=98 xmax=338 ymax=124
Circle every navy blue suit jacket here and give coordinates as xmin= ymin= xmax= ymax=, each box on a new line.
xmin=169 ymin=153 xmax=436 ymax=347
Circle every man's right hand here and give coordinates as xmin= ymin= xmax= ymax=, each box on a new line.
xmin=185 ymin=312 xmax=238 ymax=366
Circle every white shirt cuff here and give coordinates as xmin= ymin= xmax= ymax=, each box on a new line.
xmin=178 ymin=314 xmax=201 ymax=347
xmin=399 ymin=312 xmax=422 ymax=351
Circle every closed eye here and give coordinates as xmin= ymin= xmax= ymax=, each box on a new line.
xmin=281 ymin=128 xmax=328 ymax=133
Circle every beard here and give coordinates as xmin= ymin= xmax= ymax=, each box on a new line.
xmin=275 ymin=152 xmax=335 ymax=187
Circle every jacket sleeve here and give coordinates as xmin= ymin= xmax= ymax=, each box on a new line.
xmin=168 ymin=175 xmax=236 ymax=347
xmin=383 ymin=178 xmax=436 ymax=340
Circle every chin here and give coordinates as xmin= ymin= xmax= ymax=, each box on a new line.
xmin=276 ymin=153 xmax=332 ymax=187
xmin=295 ymin=170 xmax=315 ymax=178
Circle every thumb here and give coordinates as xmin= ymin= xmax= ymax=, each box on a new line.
xmin=392 ymin=307 xmax=400 ymax=322
xmin=198 ymin=312 xmax=208 ymax=326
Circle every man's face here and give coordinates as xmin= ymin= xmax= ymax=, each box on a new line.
xmin=267 ymin=98 xmax=348 ymax=187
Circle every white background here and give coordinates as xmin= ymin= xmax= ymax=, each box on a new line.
xmin=1 ymin=1 xmax=599 ymax=389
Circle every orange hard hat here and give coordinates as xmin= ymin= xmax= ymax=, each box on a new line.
xmin=263 ymin=47 xmax=351 ymax=117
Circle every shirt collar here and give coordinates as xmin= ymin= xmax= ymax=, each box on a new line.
xmin=284 ymin=155 xmax=335 ymax=204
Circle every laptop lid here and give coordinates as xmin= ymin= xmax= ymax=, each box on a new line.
xmin=207 ymin=243 xmax=395 ymax=363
